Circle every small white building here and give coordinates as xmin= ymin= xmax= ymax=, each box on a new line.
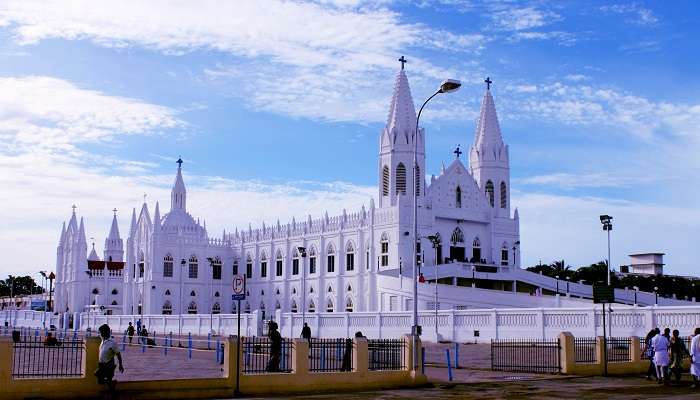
xmin=620 ymin=253 xmax=665 ymax=276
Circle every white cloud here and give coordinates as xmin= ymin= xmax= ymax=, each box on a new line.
xmin=565 ymin=74 xmax=590 ymax=82
xmin=491 ymin=7 xmax=562 ymax=31
xmin=0 ymin=0 xmax=485 ymax=124
xmin=0 ymin=76 xmax=182 ymax=156
xmin=600 ymin=4 xmax=658 ymax=26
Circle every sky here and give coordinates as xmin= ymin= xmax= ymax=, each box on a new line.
xmin=0 ymin=0 xmax=698 ymax=278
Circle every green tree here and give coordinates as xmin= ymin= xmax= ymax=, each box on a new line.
xmin=0 ymin=275 xmax=44 ymax=297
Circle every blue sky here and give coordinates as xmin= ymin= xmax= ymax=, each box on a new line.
xmin=0 ymin=0 xmax=698 ymax=277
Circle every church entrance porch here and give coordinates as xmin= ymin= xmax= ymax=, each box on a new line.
xmin=449 ymin=246 xmax=465 ymax=262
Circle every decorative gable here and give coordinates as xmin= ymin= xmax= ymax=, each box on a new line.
xmin=426 ymin=159 xmax=489 ymax=211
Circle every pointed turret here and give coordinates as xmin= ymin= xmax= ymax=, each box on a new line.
xmin=378 ymin=58 xmax=425 ymax=208
xmin=78 ymin=217 xmax=87 ymax=244
xmin=88 ymin=243 xmax=100 ymax=261
xmin=154 ymin=202 xmax=161 ymax=228
xmin=129 ymin=208 xmax=137 ymax=235
xmin=104 ymin=209 xmax=124 ymax=262
xmin=171 ymin=157 xmax=187 ymax=212
xmin=469 ymin=77 xmax=510 ymax=214
xmin=59 ymin=221 xmax=66 ymax=244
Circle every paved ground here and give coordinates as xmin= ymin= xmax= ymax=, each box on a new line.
xmin=118 ymin=342 xmax=224 ymax=381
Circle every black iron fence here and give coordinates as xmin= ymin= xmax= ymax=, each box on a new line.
xmin=574 ymin=337 xmax=597 ymax=363
xmin=368 ymin=339 xmax=406 ymax=371
xmin=491 ymin=338 xmax=561 ymax=373
xmin=12 ymin=336 xmax=84 ymax=379
xmin=309 ymin=338 xmax=354 ymax=372
xmin=242 ymin=336 xmax=293 ymax=374
xmin=605 ymin=337 xmax=631 ymax=363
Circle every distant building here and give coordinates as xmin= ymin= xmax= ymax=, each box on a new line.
xmin=620 ymin=253 xmax=664 ymax=276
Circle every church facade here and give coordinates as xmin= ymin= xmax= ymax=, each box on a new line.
xmin=54 ymin=66 xmax=520 ymax=317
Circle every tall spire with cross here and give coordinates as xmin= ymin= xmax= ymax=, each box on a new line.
xmin=104 ymin=207 xmax=123 ymax=262
xmin=171 ymin=156 xmax=187 ymax=212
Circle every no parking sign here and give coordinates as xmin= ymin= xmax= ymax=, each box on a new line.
xmin=232 ymin=274 xmax=246 ymax=301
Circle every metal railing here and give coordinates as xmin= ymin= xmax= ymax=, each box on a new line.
xmin=574 ymin=337 xmax=597 ymax=363
xmin=368 ymin=339 xmax=406 ymax=371
xmin=605 ymin=337 xmax=631 ymax=363
xmin=242 ymin=336 xmax=293 ymax=374
xmin=491 ymin=338 xmax=561 ymax=373
xmin=12 ymin=336 xmax=84 ymax=379
xmin=309 ymin=338 xmax=353 ymax=372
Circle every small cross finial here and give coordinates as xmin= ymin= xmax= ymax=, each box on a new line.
xmin=143 ymin=193 xmax=147 ymax=203
xmin=398 ymin=56 xmax=407 ymax=70
xmin=176 ymin=157 xmax=183 ymax=168
xmin=454 ymin=145 xmax=463 ymax=159
xmin=71 ymin=204 xmax=77 ymax=213
xmin=484 ymin=77 xmax=492 ymax=90
xmin=112 ymin=208 xmax=117 ymax=216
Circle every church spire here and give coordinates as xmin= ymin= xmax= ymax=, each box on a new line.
xmin=107 ymin=209 xmax=120 ymax=242
xmin=385 ymin=64 xmax=417 ymax=140
xmin=473 ymin=78 xmax=504 ymax=149
xmin=171 ymin=157 xmax=187 ymax=211
xmin=104 ymin=209 xmax=124 ymax=262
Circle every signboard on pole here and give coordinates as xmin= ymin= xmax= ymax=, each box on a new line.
xmin=232 ymin=274 xmax=246 ymax=301
xmin=593 ymin=284 xmax=615 ymax=304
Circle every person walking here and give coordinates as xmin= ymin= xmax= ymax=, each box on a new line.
xmin=641 ymin=328 xmax=658 ymax=380
xmin=670 ymin=329 xmax=690 ymax=383
xmin=652 ymin=328 xmax=671 ymax=385
xmin=94 ymin=324 xmax=124 ymax=392
xmin=140 ymin=325 xmax=149 ymax=345
xmin=690 ymin=327 xmax=700 ymax=389
xmin=126 ymin=322 xmax=135 ymax=345
xmin=301 ymin=323 xmax=311 ymax=340
xmin=266 ymin=321 xmax=282 ymax=372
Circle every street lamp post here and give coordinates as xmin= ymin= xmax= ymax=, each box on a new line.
xmin=654 ymin=286 xmax=659 ymax=305
xmin=599 ymin=215 xmax=613 ymax=286
xmin=427 ymin=235 xmax=441 ymax=341
xmin=179 ymin=258 xmax=186 ymax=346
xmin=555 ymin=275 xmax=560 ymax=296
xmin=207 ymin=257 xmax=215 ymax=335
xmin=48 ymin=272 xmax=55 ymax=312
xmin=412 ymin=73 xmax=461 ymax=371
xmin=633 ymin=286 xmax=639 ymax=306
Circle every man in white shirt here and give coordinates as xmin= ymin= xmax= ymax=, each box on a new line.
xmin=691 ymin=327 xmax=700 ymax=389
xmin=95 ymin=324 xmax=124 ymax=390
xmin=651 ymin=328 xmax=671 ymax=385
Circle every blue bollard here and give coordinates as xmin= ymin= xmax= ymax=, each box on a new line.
xmin=188 ymin=333 xmax=192 ymax=359
xmin=208 ymin=332 xmax=211 ymax=350
xmin=455 ymin=343 xmax=459 ymax=369
xmin=446 ymin=349 xmax=453 ymax=381
xmin=164 ymin=335 xmax=168 ymax=356
xmin=421 ymin=347 xmax=426 ymax=375
xmin=215 ymin=337 xmax=220 ymax=363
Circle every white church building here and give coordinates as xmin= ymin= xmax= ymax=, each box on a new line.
xmin=54 ymin=64 xmax=524 ymax=318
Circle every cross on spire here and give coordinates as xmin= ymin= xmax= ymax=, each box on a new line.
xmin=454 ymin=145 xmax=462 ymax=159
xmin=398 ymin=55 xmax=407 ymax=70
xmin=112 ymin=208 xmax=117 ymax=216
xmin=176 ymin=157 xmax=183 ymax=168
xmin=143 ymin=193 xmax=147 ymax=203
xmin=484 ymin=77 xmax=492 ymax=90
xmin=71 ymin=204 xmax=77 ymax=213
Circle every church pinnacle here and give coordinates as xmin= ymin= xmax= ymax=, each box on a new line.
xmin=171 ymin=157 xmax=187 ymax=211
xmin=473 ymin=78 xmax=504 ymax=150
xmin=385 ymin=59 xmax=417 ymax=139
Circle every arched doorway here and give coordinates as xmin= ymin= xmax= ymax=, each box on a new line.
xmin=450 ymin=227 xmax=465 ymax=262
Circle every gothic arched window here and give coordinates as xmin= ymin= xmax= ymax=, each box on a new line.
xmin=395 ymin=163 xmax=406 ymax=195
xmin=500 ymin=181 xmax=507 ymax=209
xmin=162 ymin=301 xmax=172 ymax=315
xmin=326 ymin=298 xmax=334 ymax=313
xmin=292 ymin=248 xmax=300 ymax=276
xmin=111 ymin=288 xmax=118 ymax=295
xmin=485 ymin=180 xmax=494 ymax=207
xmin=245 ymin=253 xmax=252 ymax=279
xmin=187 ymin=301 xmax=197 ymax=314
xmin=188 ymin=255 xmax=198 ymax=279
xmin=163 ymin=254 xmax=174 ymax=278
xmin=326 ymin=244 xmax=335 ymax=273
xmin=211 ymin=256 xmax=222 ymax=280
xmin=212 ymin=302 xmax=221 ymax=314
xmin=345 ymin=297 xmax=354 ymax=312
xmin=309 ymin=246 xmax=317 ymax=274
xmin=501 ymin=244 xmax=509 ymax=266
xmin=345 ymin=241 xmax=355 ymax=271
xmin=92 ymin=288 xmax=99 ymax=295
xmin=308 ymin=299 xmax=316 ymax=313
xmin=456 ymin=186 xmax=462 ymax=208
xmin=291 ymin=300 xmax=298 ymax=313
xmin=260 ymin=251 xmax=268 ymax=278
xmin=380 ymin=232 xmax=389 ymax=267
xmin=190 ymin=290 xmax=196 ymax=297
xmin=275 ymin=250 xmax=283 ymax=277
xmin=382 ymin=165 xmax=390 ymax=196
xmin=451 ymin=227 xmax=464 ymax=245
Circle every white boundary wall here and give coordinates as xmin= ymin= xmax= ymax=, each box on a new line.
xmin=4 ymin=306 xmax=700 ymax=342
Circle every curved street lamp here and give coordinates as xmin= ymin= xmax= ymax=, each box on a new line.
xmin=412 ymin=76 xmax=461 ymax=371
